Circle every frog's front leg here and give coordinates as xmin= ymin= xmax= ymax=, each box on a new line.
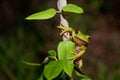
xmin=68 ymin=46 xmax=86 ymax=68
xmin=57 ymin=25 xmax=74 ymax=34
xmin=68 ymin=45 xmax=86 ymax=60
xmin=59 ymin=30 xmax=71 ymax=36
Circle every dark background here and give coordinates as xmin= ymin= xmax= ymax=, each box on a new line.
xmin=0 ymin=0 xmax=120 ymax=80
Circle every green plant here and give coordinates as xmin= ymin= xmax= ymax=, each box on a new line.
xmin=24 ymin=0 xmax=91 ymax=80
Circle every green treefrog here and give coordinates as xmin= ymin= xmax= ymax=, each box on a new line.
xmin=57 ymin=24 xmax=90 ymax=61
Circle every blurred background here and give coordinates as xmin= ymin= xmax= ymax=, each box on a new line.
xmin=0 ymin=0 xmax=120 ymax=80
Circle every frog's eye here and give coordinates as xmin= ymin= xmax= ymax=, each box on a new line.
xmin=76 ymin=31 xmax=79 ymax=34
xmin=88 ymin=36 xmax=90 ymax=40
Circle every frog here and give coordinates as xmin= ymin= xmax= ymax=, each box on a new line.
xmin=57 ymin=24 xmax=90 ymax=61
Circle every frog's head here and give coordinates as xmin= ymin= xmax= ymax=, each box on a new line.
xmin=76 ymin=31 xmax=90 ymax=43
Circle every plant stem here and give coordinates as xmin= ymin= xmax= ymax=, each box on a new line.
xmin=57 ymin=0 xmax=70 ymax=41
xmin=57 ymin=0 xmax=73 ymax=79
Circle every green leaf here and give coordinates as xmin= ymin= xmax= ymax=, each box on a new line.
xmin=64 ymin=60 xmax=74 ymax=77
xmin=62 ymin=4 xmax=84 ymax=14
xmin=74 ymin=66 xmax=91 ymax=80
xmin=38 ymin=73 xmax=44 ymax=80
xmin=43 ymin=60 xmax=64 ymax=80
xmin=57 ymin=41 xmax=75 ymax=60
xmin=48 ymin=50 xmax=56 ymax=58
xmin=22 ymin=61 xmax=41 ymax=66
xmin=25 ymin=8 xmax=56 ymax=20
xmin=76 ymin=72 xmax=91 ymax=80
